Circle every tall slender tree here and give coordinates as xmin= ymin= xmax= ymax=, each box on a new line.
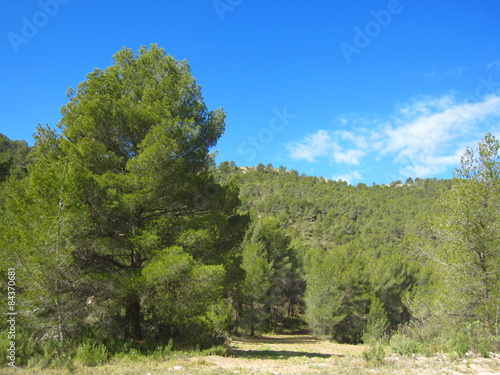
xmin=434 ymin=133 xmax=500 ymax=333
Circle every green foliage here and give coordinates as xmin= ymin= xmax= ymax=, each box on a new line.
xmin=390 ymin=319 xmax=500 ymax=358
xmin=75 ymin=339 xmax=109 ymax=366
xmin=0 ymin=128 xmax=89 ymax=340
xmin=362 ymin=296 xmax=390 ymax=343
xmin=0 ymin=44 xmax=245 ymax=351
xmin=305 ymin=242 xmax=370 ymax=343
xmin=199 ymin=345 xmax=231 ymax=356
xmin=239 ymin=241 xmax=273 ymax=336
xmin=444 ymin=321 xmax=500 ymax=358
xmin=5 ymin=45 xmax=500 ymax=365
xmin=216 ymin=163 xmax=443 ymax=338
xmin=362 ymin=342 xmax=386 ymax=366
xmin=0 ymin=132 xmax=30 ymax=182
xmin=236 ymin=215 xmax=304 ymax=335
xmin=390 ymin=332 xmax=427 ymax=356
xmin=143 ymin=246 xmax=232 ymax=347
xmin=1 ymin=329 xmax=75 ymax=369
xmin=150 ymin=338 xmax=174 ymax=359
xmin=429 ymin=133 xmax=500 ymax=334
xmin=58 ymin=44 xmax=242 ymax=344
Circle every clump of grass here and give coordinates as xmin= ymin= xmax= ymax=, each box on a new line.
xmin=150 ymin=338 xmax=174 ymax=359
xmin=200 ymin=344 xmax=231 ymax=356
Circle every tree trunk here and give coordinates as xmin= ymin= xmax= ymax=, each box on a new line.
xmin=250 ymin=319 xmax=255 ymax=337
xmin=125 ymin=247 xmax=143 ymax=340
xmin=125 ymin=298 xmax=142 ymax=341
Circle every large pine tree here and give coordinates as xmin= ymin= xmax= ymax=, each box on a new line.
xmin=2 ymin=45 xmax=247 ymax=345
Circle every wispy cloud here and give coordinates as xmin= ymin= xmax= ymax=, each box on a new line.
xmin=287 ymin=130 xmax=331 ymax=162
xmin=287 ymin=94 xmax=500 ymax=179
xmin=287 ymin=130 xmax=367 ymax=165
xmin=487 ymin=60 xmax=500 ymax=70
xmin=332 ymin=171 xmax=362 ymax=184
xmin=424 ymin=66 xmax=466 ymax=81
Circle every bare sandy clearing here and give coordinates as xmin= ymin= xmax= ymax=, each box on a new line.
xmin=187 ymin=333 xmax=500 ymax=375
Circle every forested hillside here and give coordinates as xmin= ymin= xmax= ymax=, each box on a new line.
xmin=0 ymin=45 xmax=498 ymax=369
xmin=214 ymin=163 xmax=452 ymax=343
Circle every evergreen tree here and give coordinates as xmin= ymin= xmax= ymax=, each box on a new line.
xmin=239 ymin=242 xmax=272 ymax=336
xmin=433 ymin=133 xmax=500 ymax=334
xmin=1 ymin=45 xmax=246 ymax=346
xmin=1 ymin=126 xmax=89 ymax=340
xmin=305 ymin=242 xmax=370 ymax=343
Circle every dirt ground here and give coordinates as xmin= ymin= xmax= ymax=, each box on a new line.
xmin=4 ymin=333 xmax=500 ymax=374
xmin=187 ymin=333 xmax=500 ymax=374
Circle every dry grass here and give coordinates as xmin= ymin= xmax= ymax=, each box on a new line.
xmin=3 ymin=333 xmax=500 ymax=374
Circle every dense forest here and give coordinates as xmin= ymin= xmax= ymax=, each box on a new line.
xmin=1 ymin=45 xmax=499 ymax=368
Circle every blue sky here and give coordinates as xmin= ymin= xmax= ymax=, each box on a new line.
xmin=1 ymin=0 xmax=500 ymax=185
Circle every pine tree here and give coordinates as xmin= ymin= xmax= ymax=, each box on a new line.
xmin=305 ymin=242 xmax=370 ymax=343
xmin=434 ymin=133 xmax=500 ymax=334
xmin=1 ymin=45 xmax=246 ymax=345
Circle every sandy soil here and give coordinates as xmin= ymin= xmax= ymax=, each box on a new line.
xmin=186 ymin=333 xmax=500 ymax=375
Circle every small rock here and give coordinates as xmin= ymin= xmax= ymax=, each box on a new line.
xmin=173 ymin=365 xmax=182 ymax=370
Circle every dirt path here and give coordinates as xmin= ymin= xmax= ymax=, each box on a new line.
xmin=188 ymin=333 xmax=500 ymax=374
xmin=204 ymin=333 xmax=365 ymax=374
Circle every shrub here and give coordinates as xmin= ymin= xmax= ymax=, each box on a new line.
xmin=200 ymin=345 xmax=230 ymax=356
xmin=75 ymin=340 xmax=108 ymax=366
xmin=23 ymin=337 xmax=75 ymax=370
xmin=389 ymin=332 xmax=425 ymax=356
xmin=362 ymin=343 xmax=386 ymax=366
xmin=150 ymin=338 xmax=173 ymax=359
xmin=468 ymin=321 xmax=497 ymax=357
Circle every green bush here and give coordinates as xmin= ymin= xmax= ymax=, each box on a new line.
xmin=444 ymin=332 xmax=470 ymax=358
xmin=24 ymin=337 xmax=75 ymax=370
xmin=75 ymin=340 xmax=108 ymax=366
xmin=441 ymin=321 xmax=500 ymax=358
xmin=389 ymin=332 xmax=425 ymax=356
xmin=362 ymin=343 xmax=386 ymax=366
xmin=467 ymin=321 xmax=497 ymax=357
xmin=0 ymin=328 xmax=40 ymax=367
xmin=150 ymin=338 xmax=173 ymax=359
xmin=389 ymin=320 xmax=500 ymax=358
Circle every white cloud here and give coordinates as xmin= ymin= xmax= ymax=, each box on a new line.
xmin=383 ymin=95 xmax=500 ymax=175
xmin=287 ymin=94 xmax=500 ymax=179
xmin=333 ymin=148 xmax=365 ymax=165
xmin=287 ymin=130 xmax=331 ymax=162
xmin=288 ymin=130 xmax=366 ymax=165
xmin=332 ymin=171 xmax=362 ymax=184
xmin=399 ymin=148 xmax=466 ymax=178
